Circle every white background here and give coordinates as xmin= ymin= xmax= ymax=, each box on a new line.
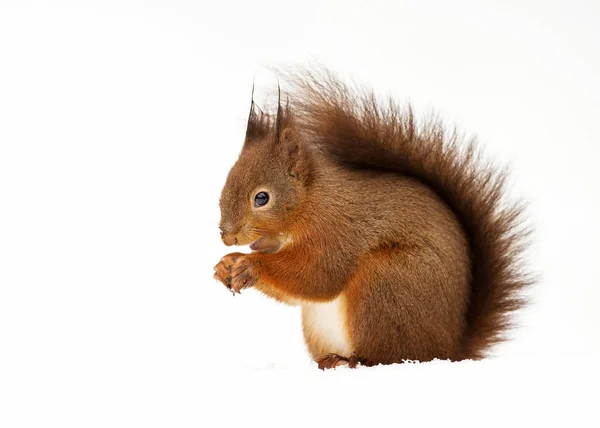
xmin=1 ymin=0 xmax=599 ymax=426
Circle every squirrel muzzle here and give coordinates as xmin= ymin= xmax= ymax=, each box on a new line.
xmin=220 ymin=232 xmax=238 ymax=246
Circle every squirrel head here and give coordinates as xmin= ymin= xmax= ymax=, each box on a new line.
xmin=218 ymin=90 xmax=312 ymax=252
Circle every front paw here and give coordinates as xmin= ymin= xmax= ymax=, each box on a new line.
xmin=230 ymin=255 xmax=258 ymax=293
xmin=213 ymin=252 xmax=244 ymax=292
xmin=213 ymin=253 xmax=258 ymax=294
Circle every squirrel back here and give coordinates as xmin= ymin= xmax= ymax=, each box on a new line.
xmin=288 ymin=70 xmax=531 ymax=359
xmin=215 ymin=68 xmax=531 ymax=364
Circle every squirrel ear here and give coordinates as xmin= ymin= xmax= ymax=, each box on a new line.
xmin=273 ymin=88 xmax=312 ymax=182
xmin=280 ymin=127 xmax=312 ymax=183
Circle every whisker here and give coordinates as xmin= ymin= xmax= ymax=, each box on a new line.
xmin=247 ymin=225 xmax=271 ymax=234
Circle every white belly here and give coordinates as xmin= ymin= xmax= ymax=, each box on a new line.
xmin=301 ymin=295 xmax=352 ymax=357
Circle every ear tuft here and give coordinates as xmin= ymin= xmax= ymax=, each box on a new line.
xmin=244 ymin=83 xmax=270 ymax=144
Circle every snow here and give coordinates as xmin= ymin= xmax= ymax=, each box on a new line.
xmin=1 ymin=0 xmax=599 ymax=426
xmin=2 ymin=355 xmax=597 ymax=426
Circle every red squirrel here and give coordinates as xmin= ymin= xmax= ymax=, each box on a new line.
xmin=213 ymin=69 xmax=530 ymax=369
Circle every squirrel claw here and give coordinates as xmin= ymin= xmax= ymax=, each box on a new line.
xmin=229 ymin=255 xmax=258 ymax=293
xmin=214 ymin=252 xmax=247 ymax=293
xmin=316 ymin=353 xmax=365 ymax=370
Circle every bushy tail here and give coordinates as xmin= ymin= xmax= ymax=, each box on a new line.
xmin=284 ymin=69 xmax=532 ymax=359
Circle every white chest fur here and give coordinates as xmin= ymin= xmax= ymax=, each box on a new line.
xmin=301 ymin=295 xmax=352 ymax=357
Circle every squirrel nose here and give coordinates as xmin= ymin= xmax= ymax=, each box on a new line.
xmin=221 ymin=231 xmax=238 ymax=246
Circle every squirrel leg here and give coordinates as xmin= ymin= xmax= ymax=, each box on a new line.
xmin=245 ymin=248 xmax=348 ymax=301
xmin=344 ymin=245 xmax=469 ymax=363
xmin=214 ymin=252 xmax=299 ymax=304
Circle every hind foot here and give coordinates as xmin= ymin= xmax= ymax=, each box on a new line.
xmin=316 ymin=353 xmax=361 ymax=370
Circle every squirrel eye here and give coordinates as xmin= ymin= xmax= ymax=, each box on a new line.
xmin=254 ymin=191 xmax=270 ymax=208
